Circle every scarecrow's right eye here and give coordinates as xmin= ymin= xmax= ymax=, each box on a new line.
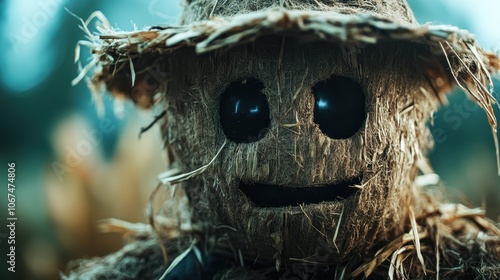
xmin=219 ymin=78 xmax=270 ymax=143
xmin=312 ymin=76 xmax=366 ymax=139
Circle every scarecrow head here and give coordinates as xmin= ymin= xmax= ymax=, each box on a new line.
xmin=80 ymin=0 xmax=499 ymax=269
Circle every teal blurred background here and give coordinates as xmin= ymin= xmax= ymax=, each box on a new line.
xmin=0 ymin=0 xmax=499 ymax=279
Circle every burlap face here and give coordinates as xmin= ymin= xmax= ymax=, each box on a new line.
xmin=161 ymin=38 xmax=440 ymax=264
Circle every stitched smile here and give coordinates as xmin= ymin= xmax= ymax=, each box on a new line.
xmin=239 ymin=177 xmax=362 ymax=207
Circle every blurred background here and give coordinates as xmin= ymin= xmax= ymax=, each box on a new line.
xmin=0 ymin=0 xmax=499 ymax=279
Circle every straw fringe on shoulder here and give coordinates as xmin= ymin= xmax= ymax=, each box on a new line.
xmin=63 ymin=186 xmax=500 ymax=279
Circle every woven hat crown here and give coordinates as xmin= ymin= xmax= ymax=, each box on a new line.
xmin=73 ymin=0 xmax=500 ymax=138
xmin=180 ymin=0 xmax=417 ymax=24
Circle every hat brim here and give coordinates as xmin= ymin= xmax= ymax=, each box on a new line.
xmin=75 ymin=9 xmax=499 ymax=127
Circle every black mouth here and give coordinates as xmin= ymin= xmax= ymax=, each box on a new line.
xmin=239 ymin=177 xmax=362 ymax=208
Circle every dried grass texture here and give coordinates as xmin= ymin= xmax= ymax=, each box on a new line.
xmin=65 ymin=234 xmax=168 ymax=279
xmin=156 ymin=41 xmax=500 ymax=276
xmin=68 ymin=1 xmax=500 ymax=279
xmin=68 ymin=41 xmax=500 ymax=279
xmin=180 ymin=0 xmax=418 ymax=25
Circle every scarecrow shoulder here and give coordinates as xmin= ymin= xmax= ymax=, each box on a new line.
xmin=63 ymin=236 xmax=168 ymax=280
xmin=415 ymin=203 xmax=500 ymax=279
xmin=440 ymin=221 xmax=500 ymax=279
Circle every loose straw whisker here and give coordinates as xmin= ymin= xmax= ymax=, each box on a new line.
xmin=440 ymin=42 xmax=500 ymax=174
xmin=159 ymin=239 xmax=198 ymax=280
xmin=158 ymin=140 xmax=228 ymax=185
xmin=445 ymin=42 xmax=495 ymax=117
xmin=97 ymin=218 xmax=151 ymax=234
xmin=435 ymin=227 xmax=440 ymax=280
xmin=332 ymin=205 xmax=344 ymax=254
xmin=128 ymin=56 xmax=136 ymax=87
xmin=299 ymin=204 xmax=326 ymax=238
xmin=388 ymin=246 xmax=411 ymax=280
xmin=139 ymin=110 xmax=167 ymax=138
xmin=148 ymin=182 xmax=169 ymax=262
xmin=210 ymin=0 xmax=219 ymax=18
xmin=409 ymin=207 xmax=427 ymax=275
xmin=85 ymin=11 xmax=112 ymax=31
xmin=466 ymin=43 xmax=494 ymax=91
xmin=65 ymin=8 xmax=93 ymax=40
xmin=72 ymin=57 xmax=98 ymax=86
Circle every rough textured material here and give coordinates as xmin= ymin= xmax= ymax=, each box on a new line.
xmin=179 ymin=0 xmax=418 ymax=25
xmin=65 ymin=236 xmax=168 ymax=279
xmin=67 ymin=0 xmax=500 ymax=279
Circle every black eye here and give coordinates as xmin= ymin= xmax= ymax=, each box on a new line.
xmin=312 ymin=76 xmax=366 ymax=139
xmin=219 ymin=78 xmax=270 ymax=143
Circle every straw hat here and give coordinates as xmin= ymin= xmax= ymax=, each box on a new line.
xmin=71 ymin=0 xmax=500 ymax=279
xmin=77 ymin=0 xmax=499 ymax=115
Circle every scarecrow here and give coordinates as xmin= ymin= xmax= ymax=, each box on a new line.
xmin=67 ymin=0 xmax=500 ymax=279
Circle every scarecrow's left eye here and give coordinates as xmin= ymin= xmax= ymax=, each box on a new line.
xmin=312 ymin=76 xmax=366 ymax=139
xmin=219 ymin=78 xmax=270 ymax=143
